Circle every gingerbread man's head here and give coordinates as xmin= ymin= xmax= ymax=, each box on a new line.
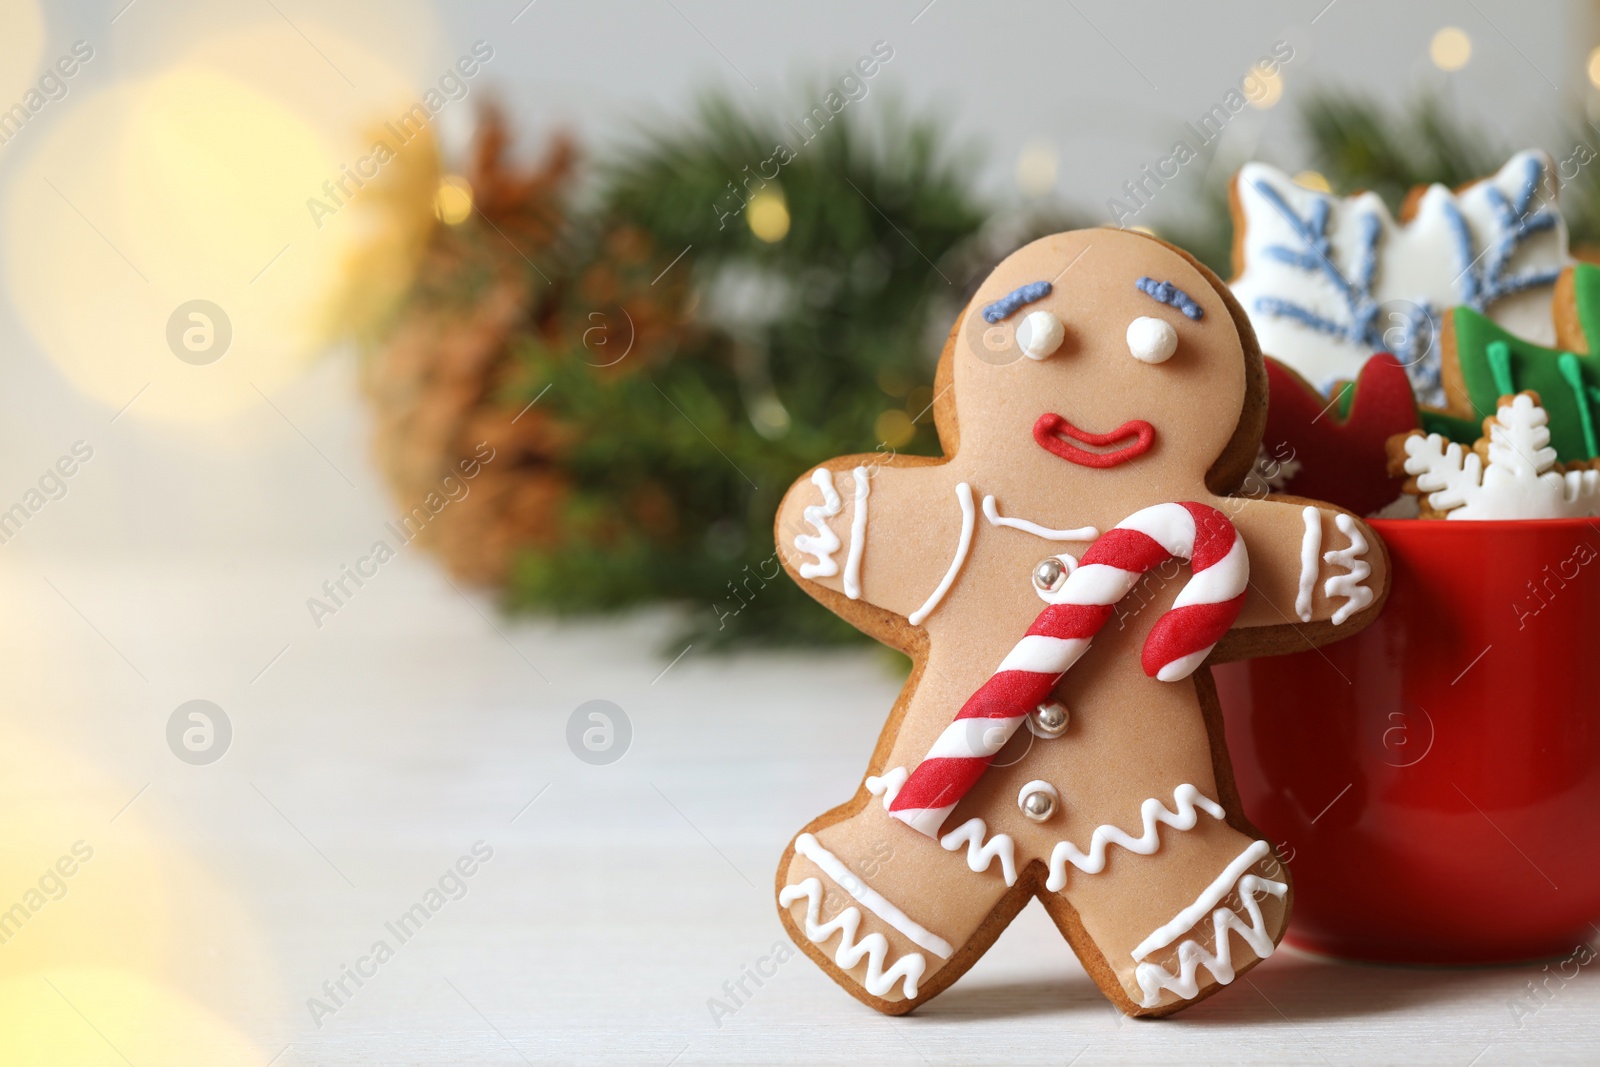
xmin=943 ymin=229 xmax=1265 ymax=501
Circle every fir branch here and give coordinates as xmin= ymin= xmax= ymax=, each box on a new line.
xmin=497 ymin=90 xmax=988 ymax=648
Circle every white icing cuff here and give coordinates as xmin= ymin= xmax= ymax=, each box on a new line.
xmin=781 ymin=877 xmax=928 ymax=999
xmin=1295 ymin=506 xmax=1321 ymax=622
xmin=794 ymin=468 xmax=842 ymax=579
xmin=1133 ymin=868 xmax=1288 ymax=1008
xmin=1132 ymin=840 xmax=1270 ymax=961
xmin=842 ymin=466 xmax=870 ymax=599
xmin=1322 ymin=513 xmax=1373 ymax=625
xmin=794 ymin=833 xmax=953 ymax=958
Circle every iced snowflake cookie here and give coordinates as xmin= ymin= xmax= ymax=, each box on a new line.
xmin=773 ymin=229 xmax=1391 ymax=1018
xmin=1228 ymin=152 xmax=1569 ymax=406
xmin=1388 ymin=390 xmax=1600 ymax=519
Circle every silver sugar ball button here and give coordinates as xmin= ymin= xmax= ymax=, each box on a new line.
xmin=1017 ymin=779 xmax=1060 ymax=823
xmin=1021 ymin=789 xmax=1056 ymax=822
xmin=1031 ymin=700 xmax=1070 ymax=738
xmin=1033 ymin=557 xmax=1067 ymax=593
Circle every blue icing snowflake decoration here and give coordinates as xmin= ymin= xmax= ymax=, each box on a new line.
xmin=1247 ymin=154 xmax=1560 ymax=408
xmin=1442 ymin=159 xmax=1561 ymax=312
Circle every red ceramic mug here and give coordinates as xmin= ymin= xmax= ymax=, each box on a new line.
xmin=1214 ymin=517 xmax=1600 ymax=964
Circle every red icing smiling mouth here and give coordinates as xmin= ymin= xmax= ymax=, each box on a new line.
xmin=1033 ymin=413 xmax=1155 ymax=468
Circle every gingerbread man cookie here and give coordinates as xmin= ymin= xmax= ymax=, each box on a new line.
xmin=773 ymin=229 xmax=1390 ymax=1017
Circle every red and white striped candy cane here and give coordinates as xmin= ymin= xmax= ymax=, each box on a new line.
xmin=888 ymin=501 xmax=1249 ymax=837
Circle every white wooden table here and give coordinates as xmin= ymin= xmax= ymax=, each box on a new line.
xmin=3 ymin=556 xmax=1597 ymax=1065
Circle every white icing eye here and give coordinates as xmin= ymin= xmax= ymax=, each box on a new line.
xmin=1127 ymin=315 xmax=1177 ymax=364
xmin=1016 ymin=310 xmax=1064 ymax=360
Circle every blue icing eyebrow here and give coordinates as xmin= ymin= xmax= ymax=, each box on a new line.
xmin=982 ymin=280 xmax=1052 ymax=323
xmin=1135 ymin=276 xmax=1204 ymax=320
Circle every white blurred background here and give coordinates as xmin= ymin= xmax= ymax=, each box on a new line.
xmin=3 ymin=1 xmax=1598 ymax=557
xmin=3 ymin=0 xmax=1595 ymax=556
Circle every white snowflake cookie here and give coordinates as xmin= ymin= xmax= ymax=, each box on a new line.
xmin=1390 ymin=391 xmax=1600 ymax=519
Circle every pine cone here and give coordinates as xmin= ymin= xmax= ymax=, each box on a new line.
xmin=362 ymin=109 xmax=576 ymax=585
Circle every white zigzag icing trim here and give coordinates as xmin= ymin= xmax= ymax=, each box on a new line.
xmin=1133 ymin=841 xmax=1270 ymax=961
xmin=795 ymin=834 xmax=954 ymax=957
xmin=1322 ymin=513 xmax=1373 ymax=625
xmin=864 ymin=767 xmax=908 ymax=810
xmin=940 ymin=818 xmax=1017 ymax=887
xmin=1134 ymin=872 xmax=1288 ymax=1008
xmin=1045 ymin=784 xmax=1225 ymax=892
xmin=795 ymin=468 xmax=843 ymax=579
xmin=780 ymin=877 xmax=927 ymax=998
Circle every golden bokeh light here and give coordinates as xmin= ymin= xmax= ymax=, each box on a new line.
xmin=434 ymin=175 xmax=474 ymax=224
xmin=2 ymin=20 xmax=439 ymax=424
xmin=1587 ymin=45 xmax=1600 ymax=89
xmin=122 ymin=67 xmax=346 ymax=345
xmin=1245 ymin=64 xmax=1283 ymax=110
xmin=747 ymin=188 xmax=791 ymax=243
xmin=0 ymin=719 xmax=275 ymax=1064
xmin=0 ymin=0 xmax=45 ymax=105
xmin=1431 ymin=27 xmax=1472 ymax=71
xmin=1294 ymin=170 xmax=1333 ymax=192
xmin=7 ymin=74 xmax=333 ymax=422
xmin=875 ymin=408 xmax=916 ymax=447
xmin=111 ymin=18 xmax=443 ymax=354
xmin=0 ymin=968 xmax=261 ymax=1066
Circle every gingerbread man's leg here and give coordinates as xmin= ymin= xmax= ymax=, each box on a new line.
xmin=777 ymin=781 xmax=1024 ymax=1013
xmin=1036 ymin=789 xmax=1289 ymax=1016
xmin=1030 ymin=499 xmax=1380 ymax=1014
xmin=1008 ymin=644 xmax=1289 ymax=1017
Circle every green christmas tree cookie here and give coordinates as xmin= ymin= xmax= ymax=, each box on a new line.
xmin=1442 ymin=264 xmax=1600 ymax=464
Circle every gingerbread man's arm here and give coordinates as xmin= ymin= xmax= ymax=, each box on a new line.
xmin=774 ymin=457 xmax=968 ymax=636
xmin=1208 ymin=495 xmax=1390 ymax=660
